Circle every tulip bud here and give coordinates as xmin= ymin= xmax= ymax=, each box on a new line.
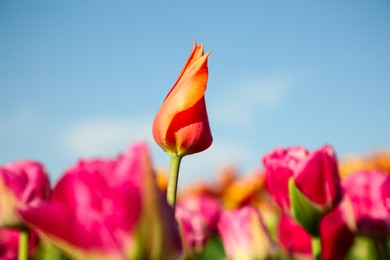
xmin=152 ymin=42 xmax=213 ymax=157
xmin=217 ymin=206 xmax=275 ymax=260
xmin=0 ymin=160 xmax=50 ymax=228
xmin=263 ymin=145 xmax=342 ymax=234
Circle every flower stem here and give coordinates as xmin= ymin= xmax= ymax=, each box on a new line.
xmin=18 ymin=229 xmax=29 ymax=260
xmin=373 ymin=238 xmax=390 ymax=260
xmin=311 ymin=235 xmax=322 ymax=260
xmin=167 ymin=154 xmax=182 ymax=210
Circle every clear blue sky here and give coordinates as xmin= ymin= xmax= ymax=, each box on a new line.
xmin=1 ymin=1 xmax=389 ymax=187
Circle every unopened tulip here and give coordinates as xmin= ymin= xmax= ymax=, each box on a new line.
xmin=20 ymin=142 xmax=182 ymax=260
xmin=263 ymin=145 xmax=342 ymax=235
xmin=0 ymin=160 xmax=50 ymax=228
xmin=217 ymin=206 xmax=275 ymax=260
xmin=176 ymin=195 xmax=221 ymax=255
xmin=152 ymin=42 xmax=212 ymax=157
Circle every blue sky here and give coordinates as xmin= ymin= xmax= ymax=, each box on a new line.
xmin=1 ymin=1 xmax=389 ymax=187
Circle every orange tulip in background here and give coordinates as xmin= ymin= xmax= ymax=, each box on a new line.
xmin=152 ymin=42 xmax=213 ymax=157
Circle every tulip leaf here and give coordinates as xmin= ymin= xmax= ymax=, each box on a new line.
xmin=288 ymin=178 xmax=324 ymax=236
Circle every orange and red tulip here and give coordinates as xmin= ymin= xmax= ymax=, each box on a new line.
xmin=153 ymin=42 xmax=213 ymax=157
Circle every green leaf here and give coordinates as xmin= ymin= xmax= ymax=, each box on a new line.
xmin=190 ymin=235 xmax=226 ymax=260
xmin=288 ymin=178 xmax=324 ymax=236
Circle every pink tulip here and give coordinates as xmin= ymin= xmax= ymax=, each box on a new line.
xmin=263 ymin=144 xmax=342 ymax=212
xmin=263 ymin=145 xmax=342 ymax=236
xmin=343 ymin=170 xmax=390 ymax=239
xmin=0 ymin=228 xmax=39 ymax=260
xmin=176 ymin=195 xmax=221 ymax=255
xmin=20 ymin=142 xmax=182 ymax=260
xmin=0 ymin=160 xmax=50 ymax=228
xmin=217 ymin=206 xmax=275 ymax=260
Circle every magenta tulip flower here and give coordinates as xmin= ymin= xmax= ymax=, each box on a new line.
xmin=263 ymin=144 xmax=342 ymax=234
xmin=0 ymin=160 xmax=50 ymax=228
xmin=20 ymin=142 xmax=182 ymax=260
xmin=217 ymin=206 xmax=275 ymax=260
xmin=176 ymin=195 xmax=221 ymax=255
xmin=343 ymin=170 xmax=390 ymax=239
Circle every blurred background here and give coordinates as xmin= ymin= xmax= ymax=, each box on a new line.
xmin=1 ymin=1 xmax=389 ymax=187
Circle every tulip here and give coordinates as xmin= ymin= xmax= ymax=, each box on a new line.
xmin=152 ymin=42 xmax=213 ymax=209
xmin=0 ymin=160 xmax=50 ymax=228
xmin=20 ymin=142 xmax=182 ymax=260
xmin=343 ymin=170 xmax=390 ymax=239
xmin=263 ymin=144 xmax=342 ymax=235
xmin=217 ymin=206 xmax=275 ymax=260
xmin=152 ymin=42 xmax=212 ymax=158
xmin=176 ymin=195 xmax=222 ymax=256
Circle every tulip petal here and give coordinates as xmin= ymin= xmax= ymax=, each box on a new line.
xmin=295 ymin=145 xmax=342 ymax=208
xmin=278 ymin=214 xmax=312 ymax=256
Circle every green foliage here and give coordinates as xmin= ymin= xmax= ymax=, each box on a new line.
xmin=34 ymin=241 xmax=71 ymax=260
xmin=189 ymin=235 xmax=226 ymax=260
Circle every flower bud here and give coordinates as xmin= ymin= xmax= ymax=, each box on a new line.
xmin=153 ymin=42 xmax=212 ymax=157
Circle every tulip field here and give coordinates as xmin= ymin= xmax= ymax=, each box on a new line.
xmin=0 ymin=43 xmax=389 ymax=260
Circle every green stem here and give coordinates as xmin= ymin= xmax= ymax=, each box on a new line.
xmin=373 ymin=238 xmax=390 ymax=260
xmin=311 ymin=235 xmax=322 ymax=260
xmin=166 ymin=154 xmax=182 ymax=210
xmin=18 ymin=229 xmax=29 ymax=260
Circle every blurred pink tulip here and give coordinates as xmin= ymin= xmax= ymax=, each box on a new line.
xmin=20 ymin=142 xmax=181 ymax=260
xmin=343 ymin=170 xmax=390 ymax=239
xmin=176 ymin=195 xmax=221 ymax=255
xmin=263 ymin=144 xmax=342 ymax=212
xmin=0 ymin=160 xmax=50 ymax=228
xmin=0 ymin=228 xmax=39 ymax=260
xmin=217 ymin=206 xmax=275 ymax=260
